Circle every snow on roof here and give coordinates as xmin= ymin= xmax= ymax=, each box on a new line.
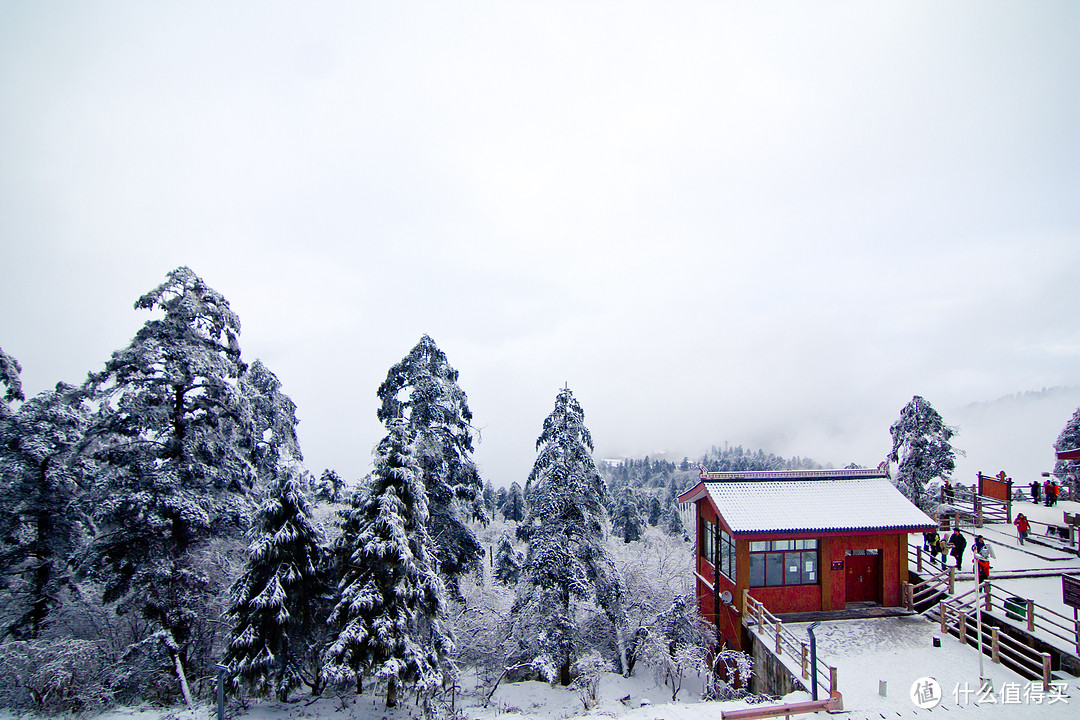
xmin=694 ymin=471 xmax=937 ymax=534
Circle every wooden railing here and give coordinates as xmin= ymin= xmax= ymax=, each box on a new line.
xmin=941 ymin=484 xmax=1009 ymax=527
xmin=934 ymin=582 xmax=1055 ymax=688
xmin=720 ymin=697 xmax=842 ymax=719
xmin=742 ymin=592 xmax=840 ymax=702
xmin=979 ymin=581 xmax=1080 ymax=657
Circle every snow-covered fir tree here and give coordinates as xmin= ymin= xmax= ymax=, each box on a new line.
xmin=224 ymin=468 xmax=328 ymax=702
xmin=502 ymin=481 xmax=524 ymax=523
xmin=0 ymin=353 xmax=88 ymax=639
xmin=315 ymin=469 xmax=346 ymax=504
xmin=323 ymin=420 xmax=454 ymax=709
xmin=80 ymin=267 xmax=261 ymax=705
xmin=610 ymin=490 xmax=643 ymax=543
xmin=376 ymin=335 xmax=484 ymax=596
xmin=888 ymin=395 xmax=960 ymax=509
xmin=661 ymin=504 xmax=685 ymax=537
xmin=517 ymin=387 xmax=627 ymax=685
xmin=492 ymin=534 xmax=523 ymax=586
xmin=241 ymin=359 xmax=305 ymax=492
xmin=1054 ymin=407 xmax=1080 ymax=498
xmin=0 ymin=346 xmax=22 ymax=417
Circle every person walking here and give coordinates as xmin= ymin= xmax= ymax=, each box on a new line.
xmin=1044 ymin=478 xmax=1053 ymax=506
xmin=1014 ymin=513 xmax=1030 ymax=546
xmin=973 ymin=535 xmax=995 ymax=584
xmin=925 ymin=530 xmax=944 ymax=568
xmin=1030 ymin=480 xmax=1041 ymax=504
xmin=949 ymin=529 xmax=967 ymax=570
xmin=942 ymin=480 xmax=955 ymax=505
xmin=1049 ymin=481 xmax=1060 ymax=507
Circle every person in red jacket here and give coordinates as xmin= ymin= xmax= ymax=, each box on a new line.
xmin=1014 ymin=513 xmax=1030 ymax=546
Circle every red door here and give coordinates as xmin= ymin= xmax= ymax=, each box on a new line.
xmin=845 ymin=553 xmax=881 ymax=604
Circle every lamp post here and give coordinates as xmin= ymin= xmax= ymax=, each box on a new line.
xmin=213 ymin=664 xmax=228 ymax=720
xmin=807 ymin=622 xmax=821 ymax=701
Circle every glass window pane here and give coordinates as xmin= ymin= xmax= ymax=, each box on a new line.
xmin=749 ymin=553 xmax=765 ymax=586
xmin=772 ymin=540 xmax=792 ymax=551
xmin=766 ymin=552 xmax=784 ymax=586
xmin=725 ymin=540 xmax=736 ymax=580
xmin=750 ymin=541 xmax=769 ymax=552
xmin=802 ymin=551 xmax=818 ymax=584
xmin=785 ymin=552 xmax=801 ymax=585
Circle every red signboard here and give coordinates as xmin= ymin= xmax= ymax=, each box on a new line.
xmin=1064 ymin=574 xmax=1080 ymax=611
xmin=1057 ymin=448 xmax=1080 ymax=461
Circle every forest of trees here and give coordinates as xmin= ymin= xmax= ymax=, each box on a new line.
xmin=3 ymin=267 xmax=1062 ymax=716
xmin=0 ymin=267 xmax=766 ymax=715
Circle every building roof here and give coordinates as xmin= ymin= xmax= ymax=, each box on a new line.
xmin=678 ymin=469 xmax=937 ymax=535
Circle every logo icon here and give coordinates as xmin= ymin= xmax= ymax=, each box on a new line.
xmin=911 ymin=677 xmax=942 ymax=709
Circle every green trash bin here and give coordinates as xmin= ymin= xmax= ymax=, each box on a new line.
xmin=1004 ymin=596 xmax=1027 ymax=621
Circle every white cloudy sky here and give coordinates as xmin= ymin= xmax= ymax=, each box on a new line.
xmin=2 ymin=1 xmax=1078 ymax=486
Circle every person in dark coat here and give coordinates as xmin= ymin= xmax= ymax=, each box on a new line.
xmin=1030 ymin=480 xmax=1041 ymax=504
xmin=949 ymin=530 xmax=967 ymax=570
xmin=942 ymin=480 xmax=955 ymax=504
xmin=1044 ymin=479 xmax=1053 ymax=506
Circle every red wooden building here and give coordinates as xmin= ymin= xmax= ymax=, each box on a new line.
xmin=678 ymin=468 xmax=936 ymax=651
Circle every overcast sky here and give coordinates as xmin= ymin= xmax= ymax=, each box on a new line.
xmin=2 ymin=2 xmax=1078 ymax=488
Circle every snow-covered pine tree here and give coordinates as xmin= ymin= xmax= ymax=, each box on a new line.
xmin=0 ymin=346 xmax=23 ymax=415
xmin=1054 ymin=407 xmax=1080 ymax=499
xmin=224 ymin=468 xmax=327 ymax=701
xmin=81 ymin=267 xmax=261 ymax=705
xmin=323 ymin=419 xmax=454 ymax=709
xmin=610 ymin=490 xmax=643 ymax=543
xmin=518 ymin=387 xmax=627 ymax=685
xmin=661 ymin=504 xmax=684 ymax=537
xmin=315 ymin=469 xmax=346 ymax=504
xmin=502 ymin=481 xmax=524 ymax=523
xmin=241 ymin=359 xmax=304 ymax=492
xmin=493 ymin=534 xmax=523 ymax=586
xmin=0 ymin=353 xmax=88 ymax=640
xmin=888 ymin=395 xmax=960 ymax=509
xmin=376 ymin=335 xmax=484 ymax=596
xmin=647 ymin=495 xmax=663 ymax=527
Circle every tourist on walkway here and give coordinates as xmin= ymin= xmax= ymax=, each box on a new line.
xmin=1044 ymin=478 xmax=1053 ymax=506
xmin=1014 ymin=513 xmax=1030 ymax=546
xmin=924 ymin=530 xmax=945 ymax=568
xmin=1030 ymin=480 xmax=1041 ymax=504
xmin=973 ymin=535 xmax=995 ymax=584
xmin=949 ymin=529 xmax=967 ymax=570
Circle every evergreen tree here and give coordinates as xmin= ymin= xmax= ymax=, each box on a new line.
xmin=323 ymin=420 xmax=454 ymax=708
xmin=0 ymin=352 xmax=88 ymax=639
xmin=492 ymin=534 xmax=523 ymax=586
xmin=1054 ymin=407 xmax=1080 ymax=498
xmin=502 ymin=481 xmax=525 ymax=523
xmin=610 ymin=491 xmax=643 ymax=543
xmin=315 ymin=469 xmax=346 ymax=503
xmin=225 ymin=469 xmax=327 ymax=701
xmin=661 ymin=504 xmax=684 ymax=538
xmin=0 ymin=346 xmax=23 ymax=414
xmin=482 ymin=480 xmax=497 ymax=521
xmin=80 ymin=267 xmax=261 ymax=705
xmin=518 ymin=387 xmax=626 ymax=685
xmin=242 ymin=359 xmax=304 ymax=490
xmin=647 ymin=495 xmax=663 ymax=527
xmin=495 ymin=485 xmax=508 ymax=511
xmin=376 ymin=335 xmax=483 ymax=595
xmin=888 ymin=395 xmax=960 ymax=509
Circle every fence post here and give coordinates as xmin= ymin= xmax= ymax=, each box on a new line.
xmin=775 ymin=620 xmax=782 ymax=655
xmin=1041 ymin=653 xmax=1052 ymax=690
xmin=801 ymin=643 xmax=809 ymax=679
xmin=984 ymin=582 xmax=992 ymax=611
xmin=917 ymin=546 xmax=923 ymax=573
xmin=742 ymin=589 xmax=750 ymax=619
xmin=1027 ymin=601 xmax=1035 ymax=632
xmin=991 ymin=627 xmax=1000 ymax=664
xmin=948 ymin=567 xmax=955 ymax=594
xmin=829 ymin=666 xmax=839 ymax=697
xmin=1075 ymin=618 xmax=1080 ymax=657
xmin=958 ymin=612 xmax=968 ymax=644
xmin=940 ymin=601 xmax=947 ymax=633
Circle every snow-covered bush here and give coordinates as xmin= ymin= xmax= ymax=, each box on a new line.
xmin=703 ymin=648 xmax=756 ymax=702
xmin=570 ymin=651 xmax=610 ymax=709
xmin=0 ymin=639 xmax=113 ymax=714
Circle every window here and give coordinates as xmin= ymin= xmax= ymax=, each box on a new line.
xmin=700 ymin=518 xmax=736 ymax=581
xmin=748 ymin=539 xmax=819 ymax=587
